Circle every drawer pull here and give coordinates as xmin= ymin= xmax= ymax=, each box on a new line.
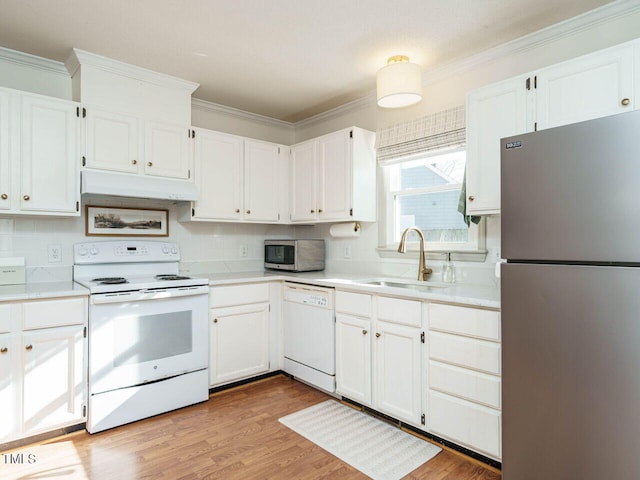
xmin=246 ymin=210 xmax=251 ymax=214
xmin=25 ymin=344 xmax=33 ymax=351
xmin=1 ymin=194 xmax=7 ymax=200
xmin=0 ymin=347 xmax=7 ymax=354
xmin=621 ymin=98 xmax=631 ymax=106
xmin=131 ymin=159 xmax=137 ymax=165
xmin=23 ymin=195 xmax=30 ymax=201
xmin=468 ymin=195 xmax=475 ymax=202
xmin=147 ymin=162 xmax=153 ymax=167
xmin=213 ymin=318 xmax=218 ymax=323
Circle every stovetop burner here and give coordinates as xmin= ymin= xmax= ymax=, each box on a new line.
xmin=92 ymin=277 xmax=129 ymax=285
xmin=155 ymin=274 xmax=192 ymax=281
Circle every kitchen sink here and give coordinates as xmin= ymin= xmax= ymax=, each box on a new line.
xmin=357 ymin=278 xmax=450 ymax=291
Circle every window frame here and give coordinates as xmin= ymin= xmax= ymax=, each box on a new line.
xmin=378 ymin=147 xmax=485 ymax=256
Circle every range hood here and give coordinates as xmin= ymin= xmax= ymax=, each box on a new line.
xmin=81 ymin=170 xmax=199 ymax=201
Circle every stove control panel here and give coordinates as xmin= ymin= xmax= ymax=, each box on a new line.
xmin=74 ymin=241 xmax=180 ymax=264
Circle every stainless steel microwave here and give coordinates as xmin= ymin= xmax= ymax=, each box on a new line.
xmin=264 ymin=240 xmax=325 ymax=272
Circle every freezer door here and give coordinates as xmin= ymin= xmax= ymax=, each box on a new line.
xmin=502 ymin=263 xmax=640 ymax=480
xmin=501 ymin=109 xmax=640 ymax=263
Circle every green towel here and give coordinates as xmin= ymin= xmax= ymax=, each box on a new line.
xmin=458 ymin=168 xmax=481 ymax=227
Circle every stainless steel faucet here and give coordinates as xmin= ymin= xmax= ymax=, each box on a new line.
xmin=397 ymin=227 xmax=433 ymax=281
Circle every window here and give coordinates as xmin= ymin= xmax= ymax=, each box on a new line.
xmin=381 ymin=148 xmax=483 ymax=252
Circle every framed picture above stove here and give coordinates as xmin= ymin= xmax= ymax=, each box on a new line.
xmin=85 ymin=206 xmax=169 ymax=237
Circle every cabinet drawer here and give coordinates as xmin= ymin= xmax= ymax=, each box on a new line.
xmin=22 ymin=297 xmax=87 ymax=330
xmin=429 ymin=303 xmax=500 ymax=341
xmin=335 ymin=290 xmax=372 ymax=317
xmin=428 ymin=390 xmax=501 ymax=459
xmin=0 ymin=305 xmax=11 ymax=333
xmin=429 ymin=360 xmax=501 ymax=409
xmin=377 ymin=296 xmax=422 ymax=327
xmin=209 ymin=283 xmax=270 ymax=308
xmin=429 ymin=331 xmax=500 ymax=375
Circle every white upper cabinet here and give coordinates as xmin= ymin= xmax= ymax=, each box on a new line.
xmin=244 ymin=139 xmax=285 ymax=222
xmin=83 ymin=107 xmax=191 ymax=180
xmin=67 ymin=49 xmax=198 ymax=182
xmin=290 ymin=127 xmax=376 ymax=223
xmin=191 ymin=129 xmax=243 ymax=220
xmin=290 ymin=139 xmax=317 ymax=222
xmin=0 ymin=89 xmax=10 ymax=211
xmin=144 ymin=120 xmax=191 ymax=179
xmin=466 ymin=76 xmax=530 ymax=215
xmin=181 ymin=130 xmax=287 ymax=223
xmin=466 ymin=39 xmax=639 ymax=216
xmin=84 ymin=108 xmax=140 ymax=174
xmin=535 ymin=43 xmax=635 ymax=130
xmin=0 ymin=88 xmax=80 ymax=216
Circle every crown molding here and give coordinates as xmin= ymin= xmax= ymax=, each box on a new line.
xmin=293 ymin=93 xmax=376 ymax=129
xmin=0 ymin=46 xmax=68 ymax=76
xmin=191 ymin=97 xmax=294 ymax=129
xmin=420 ymin=0 xmax=640 ymax=85
xmin=65 ymin=48 xmax=199 ymax=93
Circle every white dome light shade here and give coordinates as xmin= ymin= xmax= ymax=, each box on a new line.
xmin=376 ymin=55 xmax=422 ymax=108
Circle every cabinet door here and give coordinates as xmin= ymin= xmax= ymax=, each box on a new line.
xmin=318 ymin=129 xmax=352 ymax=221
xmin=209 ymin=302 xmax=269 ymax=386
xmin=536 ymin=44 xmax=634 ymax=130
xmin=84 ymin=107 xmax=141 ymax=174
xmin=0 ymin=333 xmax=18 ymax=440
xmin=336 ymin=313 xmax=371 ymax=405
xmin=22 ymin=325 xmax=84 ymax=435
xmin=0 ymin=89 xmax=10 ymax=211
xmin=466 ymin=76 xmax=530 ymax=215
xmin=290 ymin=139 xmax=317 ymax=222
xmin=145 ymin=121 xmax=191 ymax=179
xmin=192 ymin=129 xmax=243 ymax=220
xmin=374 ymin=320 xmax=422 ymax=425
xmin=20 ymin=94 xmax=80 ymax=214
xmin=244 ymin=140 xmax=280 ymax=222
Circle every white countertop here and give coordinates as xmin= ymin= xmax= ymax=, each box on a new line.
xmin=0 ymin=271 xmax=500 ymax=309
xmin=201 ymin=270 xmax=500 ymax=309
xmin=0 ymin=281 xmax=89 ymax=302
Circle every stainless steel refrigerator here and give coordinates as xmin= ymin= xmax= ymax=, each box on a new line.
xmin=501 ymin=108 xmax=640 ymax=480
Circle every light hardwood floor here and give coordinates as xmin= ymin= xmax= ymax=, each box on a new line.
xmin=0 ymin=375 xmax=501 ymax=479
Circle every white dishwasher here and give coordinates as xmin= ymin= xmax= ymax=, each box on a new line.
xmin=283 ymin=282 xmax=335 ymax=392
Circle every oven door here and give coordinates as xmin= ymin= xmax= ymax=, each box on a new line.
xmin=88 ymin=286 xmax=209 ymax=395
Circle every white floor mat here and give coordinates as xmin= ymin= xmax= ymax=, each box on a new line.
xmin=279 ymin=400 xmax=441 ymax=480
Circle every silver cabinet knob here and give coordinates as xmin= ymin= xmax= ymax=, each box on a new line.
xmin=310 ymin=209 xmax=315 ymax=214
xmin=147 ymin=162 xmax=153 ymax=167
xmin=23 ymin=195 xmax=30 ymax=201
xmin=213 ymin=318 xmax=218 ymax=323
xmin=468 ymin=195 xmax=475 ymax=202
xmin=621 ymin=98 xmax=631 ymax=106
xmin=375 ymin=332 xmax=381 ymax=338
xmin=235 ymin=209 xmax=240 ymax=213
xmin=131 ymin=159 xmax=137 ymax=165
xmin=362 ymin=329 xmax=368 ymax=335
xmin=1 ymin=194 xmax=7 ymax=200
xmin=246 ymin=210 xmax=251 ymax=214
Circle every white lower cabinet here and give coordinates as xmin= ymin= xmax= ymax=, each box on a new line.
xmin=427 ymin=303 xmax=502 ymax=460
xmin=335 ymin=312 xmax=371 ymax=405
xmin=335 ymin=290 xmax=424 ymax=428
xmin=0 ymin=296 xmax=87 ymax=443
xmin=209 ymin=283 xmax=271 ymax=387
xmin=21 ymin=325 xmax=84 ymax=436
xmin=373 ymin=319 xmax=423 ymax=426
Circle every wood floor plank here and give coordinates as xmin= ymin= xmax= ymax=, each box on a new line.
xmin=0 ymin=375 xmax=501 ymax=479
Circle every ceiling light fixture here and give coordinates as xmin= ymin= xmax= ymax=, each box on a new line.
xmin=376 ymin=55 xmax=422 ymax=108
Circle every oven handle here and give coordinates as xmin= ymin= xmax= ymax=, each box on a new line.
xmin=91 ymin=285 xmax=210 ymax=304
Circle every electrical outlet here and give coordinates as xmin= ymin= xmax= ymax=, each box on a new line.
xmin=48 ymin=244 xmax=62 ymax=263
xmin=240 ymin=244 xmax=249 ymax=257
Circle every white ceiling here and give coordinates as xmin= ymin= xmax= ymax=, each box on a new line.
xmin=0 ymin=0 xmax=614 ymax=123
